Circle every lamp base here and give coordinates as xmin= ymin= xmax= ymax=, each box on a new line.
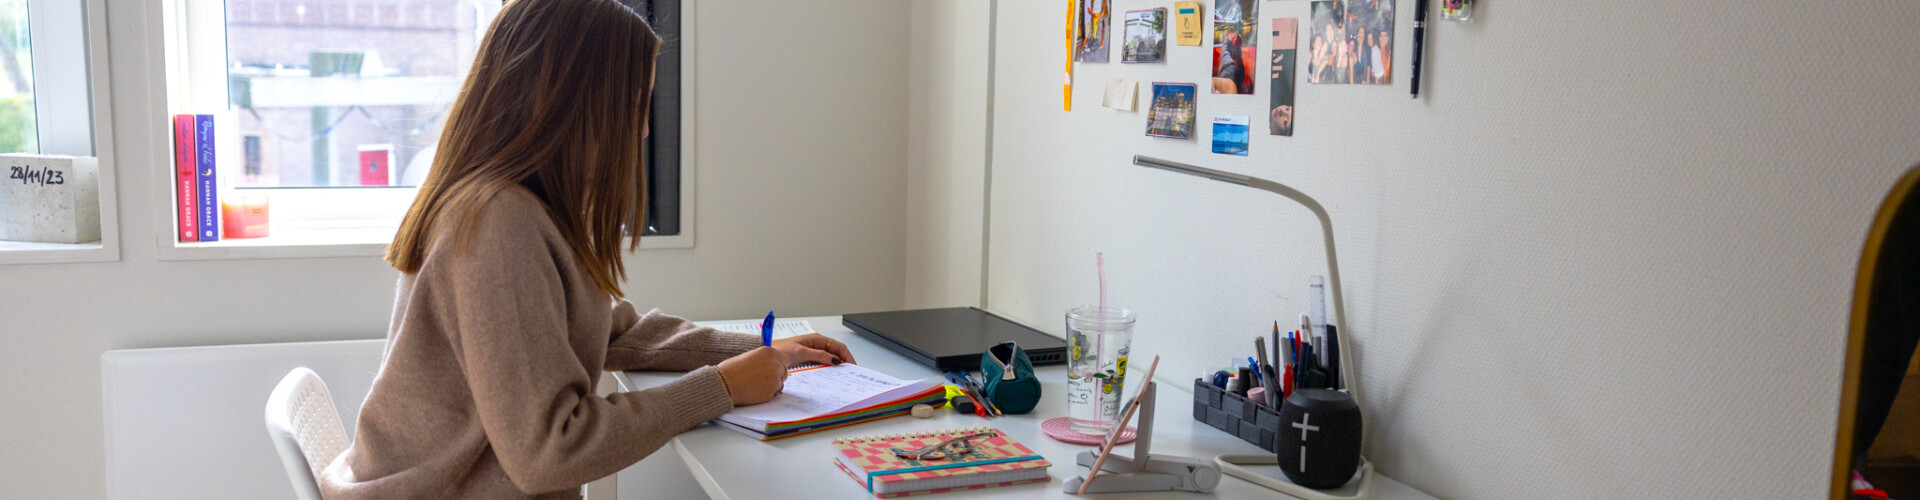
xmin=1214 ymin=454 xmax=1373 ymax=500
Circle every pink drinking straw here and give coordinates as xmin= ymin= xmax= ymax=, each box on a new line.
xmin=1095 ymin=253 xmax=1108 ymax=427
xmin=1097 ymin=252 xmax=1106 ymax=331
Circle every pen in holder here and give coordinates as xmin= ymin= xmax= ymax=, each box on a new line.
xmin=1128 ymin=155 xmax=1371 ymax=498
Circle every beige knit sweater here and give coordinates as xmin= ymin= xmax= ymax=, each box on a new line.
xmin=321 ymin=187 xmax=760 ymax=499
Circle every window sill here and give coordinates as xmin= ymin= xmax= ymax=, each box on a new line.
xmin=0 ymin=240 xmax=117 ymax=265
xmin=153 ymin=227 xmax=694 ymax=261
xmin=156 ymin=226 xmax=396 ymax=261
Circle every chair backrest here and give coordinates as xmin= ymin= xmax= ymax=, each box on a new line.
xmin=265 ymin=367 xmax=352 ymax=500
xmin=103 ymin=340 xmax=384 ymax=500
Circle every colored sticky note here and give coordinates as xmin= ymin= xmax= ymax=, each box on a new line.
xmin=1102 ymin=77 xmax=1138 ymax=111
xmin=1175 ymin=2 xmax=1203 ymax=46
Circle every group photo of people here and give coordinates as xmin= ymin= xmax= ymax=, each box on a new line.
xmin=1309 ymin=0 xmax=1395 ymax=85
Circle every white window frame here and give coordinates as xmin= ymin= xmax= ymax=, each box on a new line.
xmin=152 ymin=0 xmax=697 ymax=261
xmin=0 ymin=0 xmax=122 ymax=265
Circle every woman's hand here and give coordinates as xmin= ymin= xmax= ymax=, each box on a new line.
xmin=772 ymin=333 xmax=857 ymax=367
xmin=716 ymin=347 xmax=789 ymax=406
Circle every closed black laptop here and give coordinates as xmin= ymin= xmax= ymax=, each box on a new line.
xmin=842 ymin=307 xmax=1067 ymax=372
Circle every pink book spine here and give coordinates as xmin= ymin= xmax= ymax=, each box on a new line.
xmin=174 ymin=114 xmax=199 ymax=242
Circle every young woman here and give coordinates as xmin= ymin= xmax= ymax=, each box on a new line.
xmin=321 ymin=0 xmax=853 ymax=497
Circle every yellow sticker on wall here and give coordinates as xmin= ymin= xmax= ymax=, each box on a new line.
xmin=1175 ymin=1 xmax=1203 ymax=46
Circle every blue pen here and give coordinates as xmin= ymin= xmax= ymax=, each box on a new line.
xmin=761 ymin=311 xmax=775 ymax=347
xmin=1247 ymin=357 xmax=1261 ymax=384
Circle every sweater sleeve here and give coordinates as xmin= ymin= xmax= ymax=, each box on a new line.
xmin=429 ymin=198 xmax=734 ymax=495
xmin=605 ymin=301 xmax=762 ymax=372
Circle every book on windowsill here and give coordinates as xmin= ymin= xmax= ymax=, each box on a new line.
xmin=831 ymin=427 xmax=1050 ymax=497
xmin=172 ymin=114 xmax=198 ymax=242
xmin=193 ymin=114 xmax=219 ymax=242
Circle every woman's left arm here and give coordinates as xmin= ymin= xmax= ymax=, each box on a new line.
xmin=604 ymin=301 xmax=761 ymax=372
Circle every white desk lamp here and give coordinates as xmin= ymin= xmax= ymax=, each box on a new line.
xmin=1130 ymin=155 xmax=1373 ymax=500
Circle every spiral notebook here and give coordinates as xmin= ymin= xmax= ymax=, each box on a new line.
xmin=831 ymin=427 xmax=1051 ymax=497
xmin=716 ymin=363 xmax=947 ymax=441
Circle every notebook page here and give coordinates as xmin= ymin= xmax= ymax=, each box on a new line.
xmin=723 ymin=364 xmax=923 ymax=423
xmin=701 ymin=319 xmax=815 ymax=339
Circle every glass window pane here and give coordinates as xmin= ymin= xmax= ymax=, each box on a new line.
xmin=224 ymin=0 xmax=500 ymax=187
xmin=0 ymin=0 xmax=35 ymax=155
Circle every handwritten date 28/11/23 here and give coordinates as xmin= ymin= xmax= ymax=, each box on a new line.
xmin=7 ymin=165 xmax=65 ymax=187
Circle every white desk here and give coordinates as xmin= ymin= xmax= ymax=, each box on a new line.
xmin=617 ymin=316 xmax=1435 ymax=500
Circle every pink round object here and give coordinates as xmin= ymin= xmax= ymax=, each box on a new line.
xmin=1041 ymin=417 xmax=1137 ymax=445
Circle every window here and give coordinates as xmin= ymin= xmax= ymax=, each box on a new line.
xmin=0 ymin=0 xmax=34 ymax=154
xmin=627 ymin=0 xmax=682 ymax=237
xmin=0 ymin=0 xmax=97 ymax=157
xmin=164 ymin=0 xmax=689 ymax=255
xmin=0 ymin=0 xmax=112 ymax=263
xmin=222 ymin=0 xmax=491 ymax=189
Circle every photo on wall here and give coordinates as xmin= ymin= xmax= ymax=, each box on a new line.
xmin=1076 ymin=0 xmax=1112 ymax=63
xmin=1211 ymin=0 xmax=1258 ymax=94
xmin=1145 ymin=83 xmax=1198 ymax=140
xmin=1122 ymin=8 xmax=1167 ymax=63
xmin=1270 ymin=18 xmax=1299 ymax=136
xmin=1309 ymin=0 xmax=1395 ymax=85
xmin=1211 ymin=115 xmax=1251 ymax=156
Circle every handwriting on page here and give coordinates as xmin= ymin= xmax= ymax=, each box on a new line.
xmin=704 ymin=320 xmax=816 ymax=339
xmin=724 ymin=364 xmax=915 ymax=422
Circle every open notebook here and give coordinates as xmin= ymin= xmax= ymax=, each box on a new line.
xmin=832 ymin=427 xmax=1051 ymax=497
xmin=716 ymin=363 xmax=945 ymax=440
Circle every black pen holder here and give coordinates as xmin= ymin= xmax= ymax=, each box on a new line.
xmin=1191 ymin=378 xmax=1281 ymax=452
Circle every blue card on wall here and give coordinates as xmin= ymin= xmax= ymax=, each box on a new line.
xmin=1211 ymin=115 xmax=1250 ymax=156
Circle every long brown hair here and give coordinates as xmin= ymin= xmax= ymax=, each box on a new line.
xmin=387 ymin=0 xmax=660 ymax=298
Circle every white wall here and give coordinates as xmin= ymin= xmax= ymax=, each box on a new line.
xmin=0 ymin=0 xmax=909 ymax=497
xmin=905 ymin=0 xmax=990 ymax=309
xmin=914 ymin=1 xmax=1920 ymax=499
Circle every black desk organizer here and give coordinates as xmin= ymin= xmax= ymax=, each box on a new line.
xmin=1192 ymin=378 xmax=1281 ymax=452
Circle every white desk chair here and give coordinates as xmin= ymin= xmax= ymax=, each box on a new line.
xmin=264 ymin=367 xmax=352 ymax=500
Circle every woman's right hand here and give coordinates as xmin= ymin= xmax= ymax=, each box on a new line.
xmin=717 ymin=347 xmax=790 ymax=406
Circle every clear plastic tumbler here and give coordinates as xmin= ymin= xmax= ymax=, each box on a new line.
xmin=1066 ymin=306 xmax=1136 ymax=435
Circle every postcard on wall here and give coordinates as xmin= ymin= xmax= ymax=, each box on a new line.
xmin=1309 ymin=0 xmax=1395 ymax=85
xmin=1122 ymin=8 xmax=1167 ymax=63
xmin=1269 ymin=18 xmax=1299 ymax=136
xmin=1075 ymin=0 xmax=1112 ymax=63
xmin=1103 ymin=77 xmax=1139 ymax=111
xmin=1145 ymin=83 xmax=1198 ymax=140
xmin=1174 ymin=1 xmax=1203 ymax=46
xmin=1211 ymin=115 xmax=1250 ymax=156
xmin=1211 ymin=0 xmax=1258 ymax=94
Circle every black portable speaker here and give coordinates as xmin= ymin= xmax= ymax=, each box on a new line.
xmin=1276 ymin=389 xmax=1363 ymax=489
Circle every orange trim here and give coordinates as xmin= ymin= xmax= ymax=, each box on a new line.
xmin=1834 ymin=164 xmax=1920 ymax=499
xmin=767 ymin=387 xmax=948 ymax=428
xmin=760 ymin=411 xmax=911 ymax=442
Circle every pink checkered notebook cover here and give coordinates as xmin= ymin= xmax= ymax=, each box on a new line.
xmin=831 ymin=427 xmax=1051 ymax=497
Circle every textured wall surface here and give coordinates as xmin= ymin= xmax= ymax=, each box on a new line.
xmin=905 ymin=0 xmax=991 ymax=310
xmin=977 ymin=1 xmax=1920 ymax=498
xmin=0 ymin=0 xmax=909 ymax=497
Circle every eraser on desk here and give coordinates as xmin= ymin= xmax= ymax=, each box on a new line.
xmin=951 ymin=395 xmax=978 ymax=414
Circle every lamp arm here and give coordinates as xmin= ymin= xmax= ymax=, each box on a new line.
xmin=1244 ymin=178 xmax=1354 ymax=401
xmin=1130 ymin=155 xmax=1359 ymax=429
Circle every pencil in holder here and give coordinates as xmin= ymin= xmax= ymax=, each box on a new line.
xmin=1192 ymin=378 xmax=1281 ymax=452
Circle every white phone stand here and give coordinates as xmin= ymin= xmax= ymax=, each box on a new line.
xmin=1062 ymin=383 xmax=1222 ymax=494
xmin=1214 ymin=453 xmax=1373 ymax=500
